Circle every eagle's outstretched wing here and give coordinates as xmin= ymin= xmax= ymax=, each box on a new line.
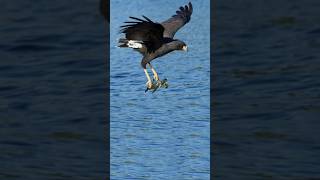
xmin=120 ymin=16 xmax=164 ymax=53
xmin=161 ymin=2 xmax=193 ymax=38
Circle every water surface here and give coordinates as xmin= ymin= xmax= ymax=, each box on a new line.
xmin=0 ymin=1 xmax=107 ymax=179
xmin=215 ymin=0 xmax=320 ymax=179
xmin=110 ymin=0 xmax=210 ymax=179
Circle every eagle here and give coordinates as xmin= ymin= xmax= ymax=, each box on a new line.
xmin=118 ymin=2 xmax=193 ymax=92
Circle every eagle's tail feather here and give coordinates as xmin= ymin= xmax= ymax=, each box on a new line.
xmin=118 ymin=38 xmax=129 ymax=47
xmin=118 ymin=38 xmax=143 ymax=49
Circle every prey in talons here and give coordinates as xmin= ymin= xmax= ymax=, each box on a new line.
xmin=145 ymin=78 xmax=168 ymax=93
xmin=144 ymin=63 xmax=168 ymax=93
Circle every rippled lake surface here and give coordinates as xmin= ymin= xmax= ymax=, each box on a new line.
xmin=110 ymin=0 xmax=210 ymax=179
xmin=215 ymin=0 xmax=320 ymax=179
xmin=0 ymin=1 xmax=107 ymax=179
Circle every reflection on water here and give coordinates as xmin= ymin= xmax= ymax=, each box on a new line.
xmin=111 ymin=0 xmax=210 ymax=179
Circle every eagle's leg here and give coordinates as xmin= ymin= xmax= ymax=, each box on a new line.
xmin=148 ymin=63 xmax=160 ymax=81
xmin=143 ymin=68 xmax=152 ymax=88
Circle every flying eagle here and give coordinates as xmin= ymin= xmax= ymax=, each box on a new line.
xmin=118 ymin=2 xmax=193 ymax=92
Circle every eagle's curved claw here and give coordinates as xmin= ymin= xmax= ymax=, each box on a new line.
xmin=145 ymin=81 xmax=154 ymax=93
xmin=145 ymin=79 xmax=168 ymax=93
xmin=146 ymin=81 xmax=153 ymax=89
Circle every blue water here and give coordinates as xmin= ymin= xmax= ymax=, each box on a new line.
xmin=0 ymin=1 xmax=107 ymax=179
xmin=215 ymin=0 xmax=320 ymax=179
xmin=110 ymin=0 xmax=210 ymax=179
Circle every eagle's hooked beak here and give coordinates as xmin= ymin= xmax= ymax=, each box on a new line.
xmin=182 ymin=45 xmax=188 ymax=52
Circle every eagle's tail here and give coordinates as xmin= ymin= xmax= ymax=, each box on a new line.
xmin=118 ymin=38 xmax=128 ymax=47
xmin=118 ymin=38 xmax=143 ymax=49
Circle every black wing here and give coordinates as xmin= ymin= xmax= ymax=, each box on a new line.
xmin=161 ymin=2 xmax=193 ymax=38
xmin=120 ymin=16 xmax=164 ymax=53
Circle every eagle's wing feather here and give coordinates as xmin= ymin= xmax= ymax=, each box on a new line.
xmin=161 ymin=2 xmax=193 ymax=38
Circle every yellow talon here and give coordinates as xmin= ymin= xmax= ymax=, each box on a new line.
xmin=146 ymin=81 xmax=153 ymax=88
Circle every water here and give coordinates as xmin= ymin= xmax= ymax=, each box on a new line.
xmin=0 ymin=1 xmax=107 ymax=179
xmin=3 ymin=0 xmax=318 ymax=179
xmin=215 ymin=0 xmax=320 ymax=179
xmin=110 ymin=0 xmax=210 ymax=179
